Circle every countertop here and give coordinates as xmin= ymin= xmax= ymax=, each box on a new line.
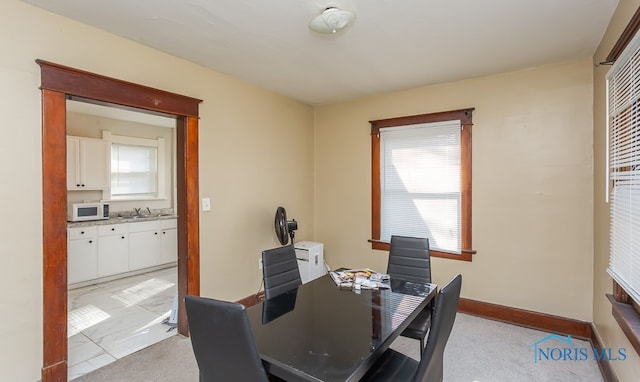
xmin=67 ymin=214 xmax=177 ymax=228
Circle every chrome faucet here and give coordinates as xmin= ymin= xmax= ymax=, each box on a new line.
xmin=133 ymin=207 xmax=152 ymax=216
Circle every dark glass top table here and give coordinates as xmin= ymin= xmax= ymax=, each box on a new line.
xmin=246 ymin=275 xmax=437 ymax=382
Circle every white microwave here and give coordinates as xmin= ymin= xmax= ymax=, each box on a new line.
xmin=68 ymin=202 xmax=110 ymax=222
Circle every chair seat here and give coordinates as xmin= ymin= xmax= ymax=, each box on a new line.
xmin=359 ymin=349 xmax=418 ymax=381
xmin=401 ymin=307 xmax=431 ymax=341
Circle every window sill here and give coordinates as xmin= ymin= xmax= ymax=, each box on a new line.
xmin=369 ymin=239 xmax=474 ymax=261
xmin=607 ymin=294 xmax=640 ymax=356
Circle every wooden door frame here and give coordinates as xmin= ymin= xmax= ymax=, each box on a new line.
xmin=37 ymin=60 xmax=202 ymax=382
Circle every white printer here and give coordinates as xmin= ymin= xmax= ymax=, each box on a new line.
xmin=294 ymin=241 xmax=325 ymax=284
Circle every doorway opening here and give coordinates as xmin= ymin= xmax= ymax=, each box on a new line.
xmin=38 ymin=60 xmax=202 ymax=382
xmin=66 ymin=99 xmax=180 ymax=378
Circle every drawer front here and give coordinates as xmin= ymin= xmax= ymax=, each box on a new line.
xmin=99 ymin=223 xmax=128 ymax=237
xmin=128 ymin=220 xmax=160 ymax=233
xmin=68 ymin=226 xmax=98 ymax=240
xmin=159 ymin=218 xmax=177 ymax=230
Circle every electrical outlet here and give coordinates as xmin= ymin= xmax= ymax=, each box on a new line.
xmin=258 ymin=257 xmax=263 ymax=270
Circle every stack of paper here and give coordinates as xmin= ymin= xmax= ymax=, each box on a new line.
xmin=329 ymin=268 xmax=390 ymax=290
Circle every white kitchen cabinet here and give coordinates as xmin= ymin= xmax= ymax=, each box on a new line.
xmin=129 ymin=219 xmax=178 ymax=270
xmin=159 ymin=219 xmax=177 ymax=264
xmin=97 ymin=224 xmax=129 ymax=277
xmin=68 ymin=218 xmax=177 ymax=285
xmin=68 ymin=226 xmax=98 ymax=284
xmin=67 ymin=136 xmax=110 ymax=190
xmin=129 ymin=221 xmax=161 ymax=271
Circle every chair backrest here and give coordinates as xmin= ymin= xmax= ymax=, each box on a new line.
xmin=262 ymin=245 xmax=302 ymax=300
xmin=387 ymin=235 xmax=431 ymax=284
xmin=185 ymin=295 xmax=269 ymax=382
xmin=414 ymin=274 xmax=462 ymax=382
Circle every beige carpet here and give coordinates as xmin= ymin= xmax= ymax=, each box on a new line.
xmin=73 ymin=313 xmax=604 ymax=381
xmin=71 ymin=335 xmax=198 ymax=382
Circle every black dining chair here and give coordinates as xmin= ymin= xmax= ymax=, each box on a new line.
xmin=359 ymin=274 xmax=462 ymax=382
xmin=262 ymin=245 xmax=302 ymax=300
xmin=185 ymin=295 xmax=275 ymax=382
xmin=387 ymin=235 xmax=432 ymax=354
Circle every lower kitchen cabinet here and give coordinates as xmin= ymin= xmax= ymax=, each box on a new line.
xmin=68 ymin=226 xmax=98 ymax=284
xmin=159 ymin=221 xmax=177 ymax=264
xmin=68 ymin=218 xmax=177 ymax=285
xmin=129 ymin=221 xmax=161 ymax=271
xmin=128 ymin=219 xmax=178 ymax=270
xmin=98 ymin=224 xmax=129 ymax=277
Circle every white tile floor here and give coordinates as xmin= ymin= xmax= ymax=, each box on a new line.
xmin=68 ymin=267 xmax=178 ymax=380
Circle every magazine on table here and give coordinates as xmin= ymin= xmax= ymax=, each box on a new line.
xmin=329 ymin=268 xmax=390 ymax=290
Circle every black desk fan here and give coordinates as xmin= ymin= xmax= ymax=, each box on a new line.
xmin=274 ymin=206 xmax=297 ymax=245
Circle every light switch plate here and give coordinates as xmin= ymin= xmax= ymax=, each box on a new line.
xmin=202 ymin=197 xmax=211 ymax=211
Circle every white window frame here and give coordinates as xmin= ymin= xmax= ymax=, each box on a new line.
xmin=102 ymin=131 xmax=166 ymax=201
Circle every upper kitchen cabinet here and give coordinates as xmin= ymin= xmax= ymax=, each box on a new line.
xmin=67 ymin=135 xmax=110 ymax=190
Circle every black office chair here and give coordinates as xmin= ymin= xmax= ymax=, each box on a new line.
xmin=262 ymin=245 xmax=302 ymax=300
xmin=359 ymin=274 xmax=462 ymax=382
xmin=387 ymin=235 xmax=432 ymax=353
xmin=186 ymin=295 xmax=286 ymax=382
xmin=185 ymin=295 xmax=271 ymax=382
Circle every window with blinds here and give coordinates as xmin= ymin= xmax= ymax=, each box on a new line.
xmin=103 ymin=131 xmax=167 ymax=201
xmin=380 ymin=121 xmax=462 ymax=254
xmin=111 ymin=143 xmax=158 ymax=197
xmin=607 ymin=30 xmax=640 ymax=304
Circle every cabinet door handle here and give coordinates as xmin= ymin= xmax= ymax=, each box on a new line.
xmin=89 ymin=240 xmax=93 ymax=244
xmin=80 ymin=231 xmax=85 ymax=235
xmin=163 ymin=231 xmax=166 ymax=234
xmin=154 ymin=232 xmax=158 ymax=235
xmin=76 ymin=184 xmax=80 ymax=187
xmin=111 ymin=228 xmax=115 ymax=231
xmin=121 ymin=236 xmax=125 ymax=239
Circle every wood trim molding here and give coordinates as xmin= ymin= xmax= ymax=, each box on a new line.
xmin=590 ymin=323 xmax=619 ymax=382
xmin=237 ymin=291 xmax=265 ymax=308
xmin=41 ymin=89 xmax=68 ymax=382
xmin=606 ymin=6 xmax=640 ymax=63
xmin=607 ymin=294 xmax=640 ymax=357
xmin=37 ymin=59 xmax=201 ymax=117
xmin=38 ymin=60 xmax=202 ymax=382
xmin=458 ymin=297 xmax=592 ymax=339
xmin=369 ymin=108 xmax=475 ymax=261
xmin=369 ymin=239 xmax=474 ymax=261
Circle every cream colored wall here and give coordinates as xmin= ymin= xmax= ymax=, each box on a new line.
xmin=0 ymin=0 xmax=313 ymax=380
xmin=593 ymin=0 xmax=640 ymax=380
xmin=315 ymin=59 xmax=594 ymax=321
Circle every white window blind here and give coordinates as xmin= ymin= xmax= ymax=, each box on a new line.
xmin=111 ymin=143 xmax=158 ymax=197
xmin=380 ymin=120 xmax=462 ymax=254
xmin=607 ymin=29 xmax=640 ymax=304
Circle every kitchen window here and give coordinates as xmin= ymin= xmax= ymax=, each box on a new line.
xmin=370 ymin=108 xmax=475 ymax=261
xmin=103 ymin=131 xmax=166 ymax=200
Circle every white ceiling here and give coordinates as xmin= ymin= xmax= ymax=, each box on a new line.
xmin=24 ymin=0 xmax=618 ymax=106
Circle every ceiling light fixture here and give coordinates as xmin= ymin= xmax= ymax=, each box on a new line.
xmin=309 ymin=7 xmax=355 ymax=34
